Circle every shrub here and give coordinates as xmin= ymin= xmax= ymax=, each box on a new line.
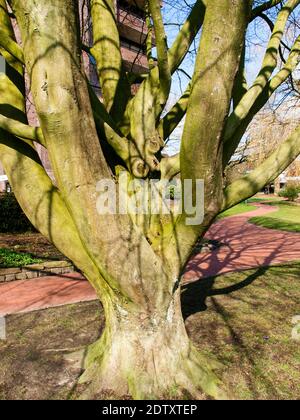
xmin=0 ymin=248 xmax=42 ymax=268
xmin=278 ymin=184 xmax=299 ymax=202
xmin=0 ymin=193 xmax=35 ymax=233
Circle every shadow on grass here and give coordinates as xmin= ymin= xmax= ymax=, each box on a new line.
xmin=181 ymin=264 xmax=300 ymax=399
xmin=249 ymin=216 xmax=300 ymax=233
xmin=181 ymin=265 xmax=268 ymax=320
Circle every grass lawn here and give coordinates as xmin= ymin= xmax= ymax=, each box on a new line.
xmin=0 ymin=248 xmax=43 ymax=268
xmin=218 ymin=202 xmax=256 ymax=219
xmin=249 ymin=202 xmax=300 ymax=233
xmin=0 ymin=262 xmax=299 ymax=400
xmin=247 ymin=196 xmax=280 ymax=203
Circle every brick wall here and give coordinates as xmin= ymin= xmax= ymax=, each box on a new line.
xmin=0 ymin=261 xmax=76 ymax=283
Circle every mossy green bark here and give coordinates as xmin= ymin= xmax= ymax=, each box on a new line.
xmin=1 ymin=0 xmax=300 ymax=401
xmin=78 ymin=289 xmax=227 ymax=400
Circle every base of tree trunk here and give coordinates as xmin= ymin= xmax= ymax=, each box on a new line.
xmin=76 ymin=301 xmax=228 ymax=400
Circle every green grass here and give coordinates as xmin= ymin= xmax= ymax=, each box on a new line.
xmin=183 ymin=262 xmax=300 ymax=400
xmin=0 ymin=248 xmax=43 ymax=268
xmin=247 ymin=196 xmax=280 ymax=203
xmin=249 ymin=202 xmax=300 ymax=233
xmin=218 ymin=202 xmax=256 ymax=219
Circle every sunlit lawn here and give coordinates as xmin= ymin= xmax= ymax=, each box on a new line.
xmin=250 ymin=202 xmax=300 ymax=233
xmin=182 ymin=262 xmax=300 ymax=400
xmin=218 ymin=202 xmax=256 ymax=219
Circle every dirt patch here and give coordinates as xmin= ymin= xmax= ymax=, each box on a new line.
xmin=0 ymin=301 xmax=104 ymax=400
xmin=0 ymin=233 xmax=64 ymax=261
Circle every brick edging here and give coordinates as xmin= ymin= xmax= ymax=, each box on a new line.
xmin=0 ymin=260 xmax=76 ymax=283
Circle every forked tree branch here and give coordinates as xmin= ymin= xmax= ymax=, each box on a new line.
xmin=160 ymin=0 xmax=251 ymax=274
xmin=0 ymin=28 xmax=24 ymax=65
xmin=0 ymin=114 xmax=45 ymax=146
xmin=224 ymin=0 xmax=300 ymax=143
xmin=223 ymin=33 xmax=300 ymax=165
xmin=90 ymin=0 xmax=123 ymax=112
xmin=108 ymin=0 xmax=207 ymax=176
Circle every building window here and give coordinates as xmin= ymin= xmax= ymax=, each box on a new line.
xmin=120 ymin=37 xmax=146 ymax=54
xmin=117 ymin=0 xmax=146 ymax=20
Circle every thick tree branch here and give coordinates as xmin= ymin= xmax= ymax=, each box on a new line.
xmin=0 ymin=28 xmax=24 ymax=65
xmin=158 ymin=82 xmax=191 ymax=140
xmin=251 ymin=0 xmax=283 ymax=20
xmin=90 ymin=0 xmax=123 ymax=112
xmin=223 ymin=124 xmax=300 ymax=210
xmin=223 ymin=33 xmax=300 ymax=165
xmin=11 ymin=0 xmax=170 ymax=307
xmin=225 ymin=0 xmax=300 ymax=143
xmin=232 ymin=43 xmax=248 ymax=108
xmin=168 ymin=0 xmax=206 ymax=73
xmin=128 ymin=76 xmax=162 ymax=174
xmin=0 ymin=0 xmax=23 ymax=77
xmin=149 ymin=0 xmax=171 ymax=106
xmin=258 ymin=12 xmax=291 ymax=62
xmin=145 ymin=5 xmax=155 ymax=70
xmin=161 ymin=0 xmax=251 ymax=274
xmin=0 ymin=5 xmax=91 ymax=279
xmin=0 ymin=114 xmax=45 ymax=146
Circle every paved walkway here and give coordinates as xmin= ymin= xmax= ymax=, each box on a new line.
xmin=1 ymin=203 xmax=300 ymax=316
xmin=185 ymin=203 xmax=300 ymax=282
xmin=0 ymin=272 xmax=95 ymax=316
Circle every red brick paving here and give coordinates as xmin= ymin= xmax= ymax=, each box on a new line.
xmin=1 ymin=203 xmax=299 ymax=316
xmin=185 ymin=203 xmax=300 ymax=282
xmin=0 ymin=272 xmax=94 ymax=316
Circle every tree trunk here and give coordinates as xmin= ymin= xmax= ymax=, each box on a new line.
xmin=78 ymin=285 xmax=226 ymax=400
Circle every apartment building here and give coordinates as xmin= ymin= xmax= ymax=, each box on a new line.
xmin=0 ymin=0 xmax=149 ymax=191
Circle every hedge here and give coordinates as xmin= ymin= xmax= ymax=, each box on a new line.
xmin=0 ymin=193 xmax=35 ymax=233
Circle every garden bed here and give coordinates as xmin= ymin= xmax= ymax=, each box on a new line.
xmin=0 ymin=233 xmax=64 ymax=260
xmin=0 ymin=234 xmax=75 ymax=282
